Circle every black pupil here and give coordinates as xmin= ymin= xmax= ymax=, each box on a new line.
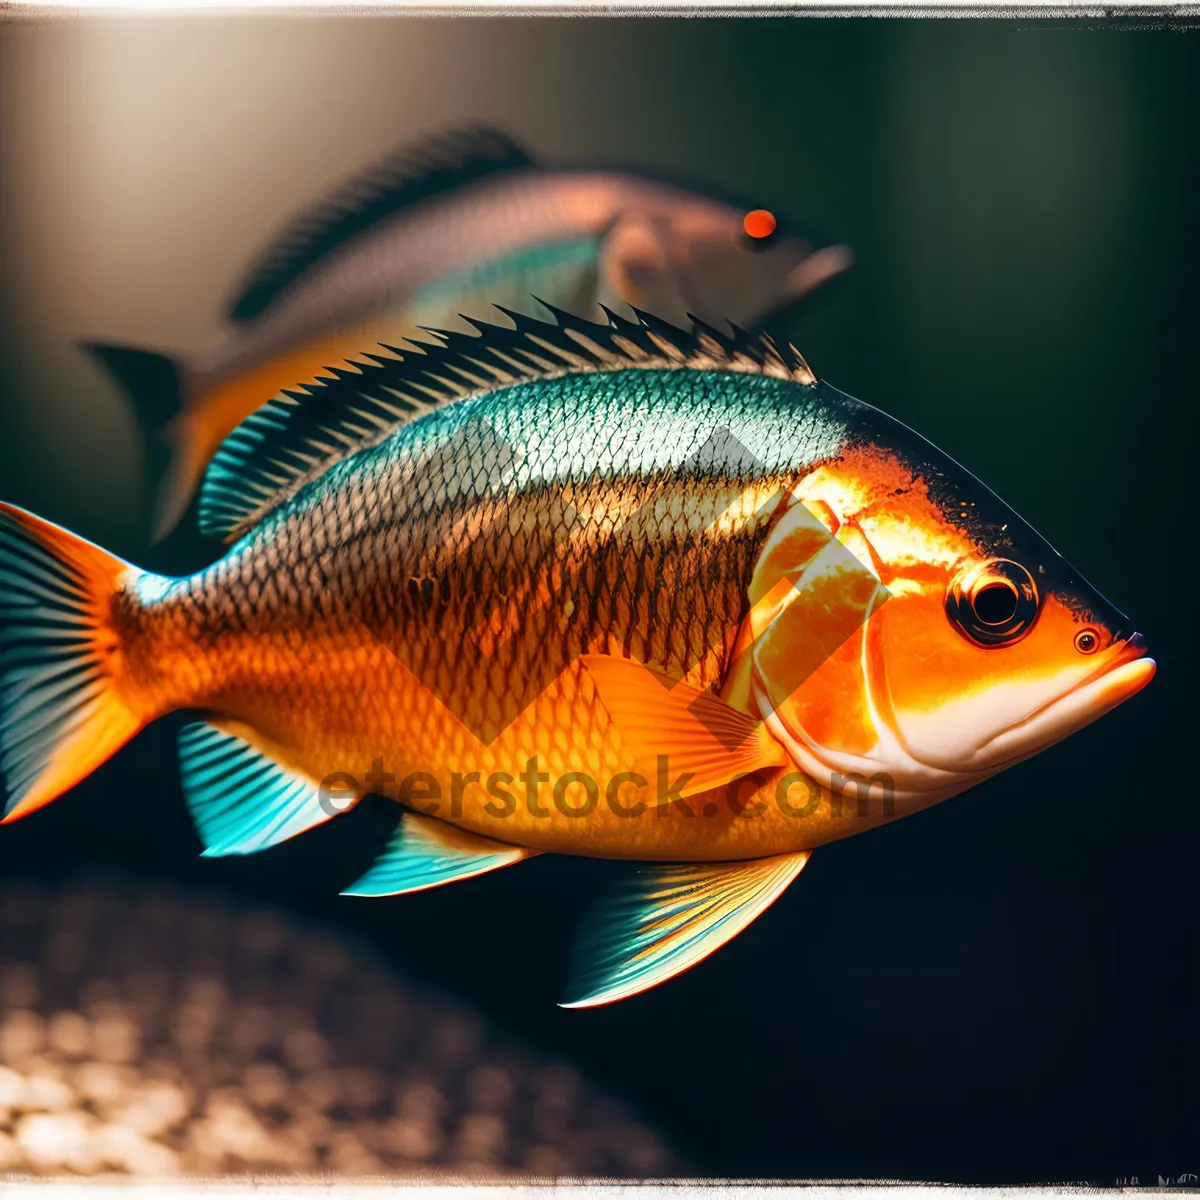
xmin=973 ymin=581 xmax=1018 ymax=625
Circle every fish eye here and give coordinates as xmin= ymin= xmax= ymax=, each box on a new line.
xmin=742 ymin=209 xmax=779 ymax=251
xmin=946 ymin=558 xmax=1040 ymax=648
xmin=1074 ymin=628 xmax=1099 ymax=654
xmin=743 ymin=209 xmax=777 ymax=240
xmin=972 ymin=580 xmax=1018 ymax=626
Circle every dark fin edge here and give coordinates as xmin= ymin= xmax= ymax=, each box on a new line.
xmin=77 ymin=341 xmax=189 ymax=543
xmin=227 ymin=127 xmax=535 ymax=324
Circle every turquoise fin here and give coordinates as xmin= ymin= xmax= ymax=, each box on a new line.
xmin=342 ymin=812 xmax=536 ymax=897
xmin=561 ymin=852 xmax=811 ymax=1009
xmin=178 ymin=721 xmax=343 ymax=857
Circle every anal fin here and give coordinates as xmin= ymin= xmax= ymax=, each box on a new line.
xmin=562 ymin=852 xmax=811 ymax=1008
xmin=178 ymin=721 xmax=341 ymax=857
xmin=342 ymin=813 xmax=537 ymax=897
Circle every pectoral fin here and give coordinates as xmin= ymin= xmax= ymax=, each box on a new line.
xmin=581 ymin=654 xmax=786 ymax=798
xmin=342 ymin=813 xmax=537 ymax=897
xmin=596 ymin=213 xmax=690 ymax=326
xmin=562 ymin=852 xmax=811 ymax=1008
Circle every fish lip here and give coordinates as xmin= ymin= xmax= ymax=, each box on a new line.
xmin=973 ymin=635 xmax=1155 ymax=771
xmin=769 ymin=632 xmax=1154 ymax=791
xmin=1052 ymin=630 xmax=1151 ymax=698
xmin=1046 ymin=631 xmax=1152 ymax=711
xmin=782 ymin=244 xmax=854 ymax=302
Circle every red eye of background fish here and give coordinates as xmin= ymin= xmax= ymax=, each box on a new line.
xmin=946 ymin=558 xmax=1040 ymax=648
xmin=743 ymin=209 xmax=777 ymax=240
xmin=1074 ymin=629 xmax=1099 ymax=654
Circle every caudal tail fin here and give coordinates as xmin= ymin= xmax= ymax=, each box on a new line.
xmin=78 ymin=341 xmax=196 ymax=542
xmin=0 ymin=503 xmax=152 ymax=822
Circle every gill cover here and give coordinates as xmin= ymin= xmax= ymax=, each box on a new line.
xmin=747 ymin=494 xmax=891 ymax=766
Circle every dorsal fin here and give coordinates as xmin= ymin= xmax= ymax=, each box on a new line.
xmin=197 ymin=304 xmax=817 ymax=543
xmin=226 ymin=126 xmax=534 ymax=324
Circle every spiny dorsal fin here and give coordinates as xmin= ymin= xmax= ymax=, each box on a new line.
xmin=227 ymin=126 xmax=534 ymax=324
xmin=198 ymin=303 xmax=817 ymax=543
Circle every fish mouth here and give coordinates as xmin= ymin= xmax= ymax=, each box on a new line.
xmin=975 ymin=635 xmax=1155 ymax=771
xmin=782 ymin=244 xmax=854 ymax=303
xmin=758 ymin=632 xmax=1155 ymax=807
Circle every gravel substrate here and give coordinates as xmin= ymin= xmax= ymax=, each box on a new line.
xmin=0 ymin=880 xmax=675 ymax=1178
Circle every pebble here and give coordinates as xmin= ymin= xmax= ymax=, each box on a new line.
xmin=0 ymin=880 xmax=675 ymax=1177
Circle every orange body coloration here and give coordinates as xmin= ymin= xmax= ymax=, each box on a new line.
xmin=0 ymin=313 xmax=1155 ymax=1006
xmin=106 ymin=434 xmax=1151 ymax=859
xmin=116 ymin=487 xmax=818 ymax=863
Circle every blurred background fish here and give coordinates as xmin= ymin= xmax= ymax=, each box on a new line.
xmin=81 ymin=125 xmax=849 ymax=541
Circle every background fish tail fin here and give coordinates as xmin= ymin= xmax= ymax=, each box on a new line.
xmin=79 ymin=341 xmax=183 ymax=445
xmin=78 ymin=341 xmax=194 ymax=541
xmin=149 ymin=435 xmax=210 ymax=545
xmin=0 ymin=503 xmax=151 ymax=822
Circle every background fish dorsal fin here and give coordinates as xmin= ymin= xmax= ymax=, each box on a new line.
xmin=198 ymin=305 xmax=817 ymax=543
xmin=226 ymin=126 xmax=535 ymax=324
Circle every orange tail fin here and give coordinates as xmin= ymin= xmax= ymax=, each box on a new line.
xmin=0 ymin=503 xmax=153 ymax=821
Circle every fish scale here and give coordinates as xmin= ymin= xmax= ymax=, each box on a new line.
xmin=1 ymin=310 xmax=1153 ymax=1007
xmin=174 ymin=372 xmax=822 ymax=722
xmin=101 ymin=368 xmax=834 ymax=867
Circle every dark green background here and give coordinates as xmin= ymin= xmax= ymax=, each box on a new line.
xmin=0 ymin=17 xmax=1195 ymax=1183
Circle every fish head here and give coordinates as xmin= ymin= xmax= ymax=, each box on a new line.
xmin=749 ymin=398 xmax=1155 ymax=806
xmin=667 ymin=201 xmax=852 ymax=328
xmin=605 ymin=190 xmax=851 ymax=329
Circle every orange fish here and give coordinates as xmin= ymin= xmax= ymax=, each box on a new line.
xmin=0 ymin=309 xmax=1152 ymax=1007
xmin=82 ymin=127 xmax=850 ymax=541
